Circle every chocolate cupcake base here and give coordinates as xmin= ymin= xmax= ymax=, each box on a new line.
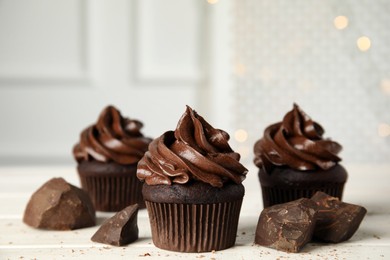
xmin=143 ymin=182 xmax=245 ymax=252
xmin=77 ymin=161 xmax=145 ymax=212
xmin=259 ymin=164 xmax=347 ymax=208
xmin=146 ymin=200 xmax=242 ymax=252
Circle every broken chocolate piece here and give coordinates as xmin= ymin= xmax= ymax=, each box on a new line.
xmin=311 ymin=191 xmax=367 ymax=243
xmin=255 ymin=198 xmax=317 ymax=253
xmin=91 ymin=204 xmax=139 ymax=246
xmin=23 ymin=177 xmax=96 ymax=230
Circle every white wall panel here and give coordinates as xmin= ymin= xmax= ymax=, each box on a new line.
xmin=0 ymin=0 xmax=87 ymax=80
xmin=0 ymin=0 xmax=206 ymax=164
xmin=134 ymin=0 xmax=203 ymax=82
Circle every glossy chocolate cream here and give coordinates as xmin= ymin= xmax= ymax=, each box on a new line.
xmin=73 ymin=106 xmax=152 ymax=165
xmin=254 ymin=104 xmax=342 ymax=173
xmin=137 ymin=106 xmax=248 ymax=188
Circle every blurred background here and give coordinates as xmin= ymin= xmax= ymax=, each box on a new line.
xmin=0 ymin=0 xmax=389 ymax=167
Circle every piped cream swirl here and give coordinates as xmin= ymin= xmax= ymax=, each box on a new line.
xmin=137 ymin=106 xmax=248 ymax=187
xmin=73 ymin=106 xmax=152 ymax=165
xmin=254 ymin=104 xmax=342 ymax=173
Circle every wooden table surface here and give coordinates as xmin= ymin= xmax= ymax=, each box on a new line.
xmin=1 ymin=164 xmax=389 ymax=259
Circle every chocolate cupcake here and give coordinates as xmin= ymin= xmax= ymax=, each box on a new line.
xmin=137 ymin=106 xmax=248 ymax=252
xmin=73 ymin=106 xmax=152 ymax=211
xmin=253 ymin=104 xmax=347 ymax=208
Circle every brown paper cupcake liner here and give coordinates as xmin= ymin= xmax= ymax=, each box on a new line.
xmin=79 ymin=174 xmax=144 ymax=212
xmin=145 ymin=200 xmax=243 ymax=252
xmin=261 ymin=183 xmax=345 ymax=208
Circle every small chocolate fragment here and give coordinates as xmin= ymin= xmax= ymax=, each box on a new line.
xmin=91 ymin=204 xmax=139 ymax=246
xmin=23 ymin=178 xmax=96 ymax=230
xmin=311 ymin=191 xmax=367 ymax=243
xmin=255 ymin=198 xmax=317 ymax=253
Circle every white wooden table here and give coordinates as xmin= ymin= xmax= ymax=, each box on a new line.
xmin=1 ymin=164 xmax=389 ymax=259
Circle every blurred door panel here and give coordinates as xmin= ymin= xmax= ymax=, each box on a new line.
xmin=0 ymin=0 xmax=206 ymax=164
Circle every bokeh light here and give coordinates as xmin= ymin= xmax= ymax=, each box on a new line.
xmin=357 ymin=36 xmax=371 ymax=52
xmin=378 ymin=123 xmax=390 ymax=137
xmin=207 ymin=0 xmax=219 ymax=4
xmin=234 ymin=129 xmax=248 ymax=143
xmin=380 ymin=79 xmax=390 ymax=95
xmin=334 ymin=16 xmax=349 ymax=30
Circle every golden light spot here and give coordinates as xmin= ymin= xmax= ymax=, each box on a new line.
xmin=235 ymin=63 xmax=246 ymax=77
xmin=207 ymin=0 xmax=219 ymax=4
xmin=334 ymin=16 xmax=349 ymax=30
xmin=357 ymin=36 xmax=371 ymax=52
xmin=380 ymin=79 xmax=390 ymax=95
xmin=378 ymin=123 xmax=390 ymax=137
xmin=234 ymin=129 xmax=248 ymax=143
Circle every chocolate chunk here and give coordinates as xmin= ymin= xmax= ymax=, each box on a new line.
xmin=91 ymin=204 xmax=139 ymax=246
xmin=255 ymin=198 xmax=317 ymax=253
xmin=311 ymin=191 xmax=367 ymax=243
xmin=23 ymin=178 xmax=96 ymax=230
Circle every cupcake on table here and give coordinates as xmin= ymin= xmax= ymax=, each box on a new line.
xmin=73 ymin=105 xmax=152 ymax=211
xmin=253 ymin=103 xmax=347 ymax=208
xmin=137 ymin=105 xmax=248 ymax=253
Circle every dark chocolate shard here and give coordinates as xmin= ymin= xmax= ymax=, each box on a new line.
xmin=91 ymin=204 xmax=139 ymax=246
xmin=23 ymin=177 xmax=96 ymax=230
xmin=311 ymin=191 xmax=367 ymax=243
xmin=255 ymin=198 xmax=318 ymax=253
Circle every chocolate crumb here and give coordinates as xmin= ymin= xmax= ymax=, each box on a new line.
xmin=139 ymin=253 xmax=151 ymax=257
xmin=373 ymin=234 xmax=381 ymax=239
xmin=242 ymin=232 xmax=246 ymax=235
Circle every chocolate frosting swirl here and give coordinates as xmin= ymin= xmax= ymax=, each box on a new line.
xmin=137 ymin=106 xmax=248 ymax=188
xmin=254 ymin=104 xmax=342 ymax=173
xmin=73 ymin=106 xmax=152 ymax=165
